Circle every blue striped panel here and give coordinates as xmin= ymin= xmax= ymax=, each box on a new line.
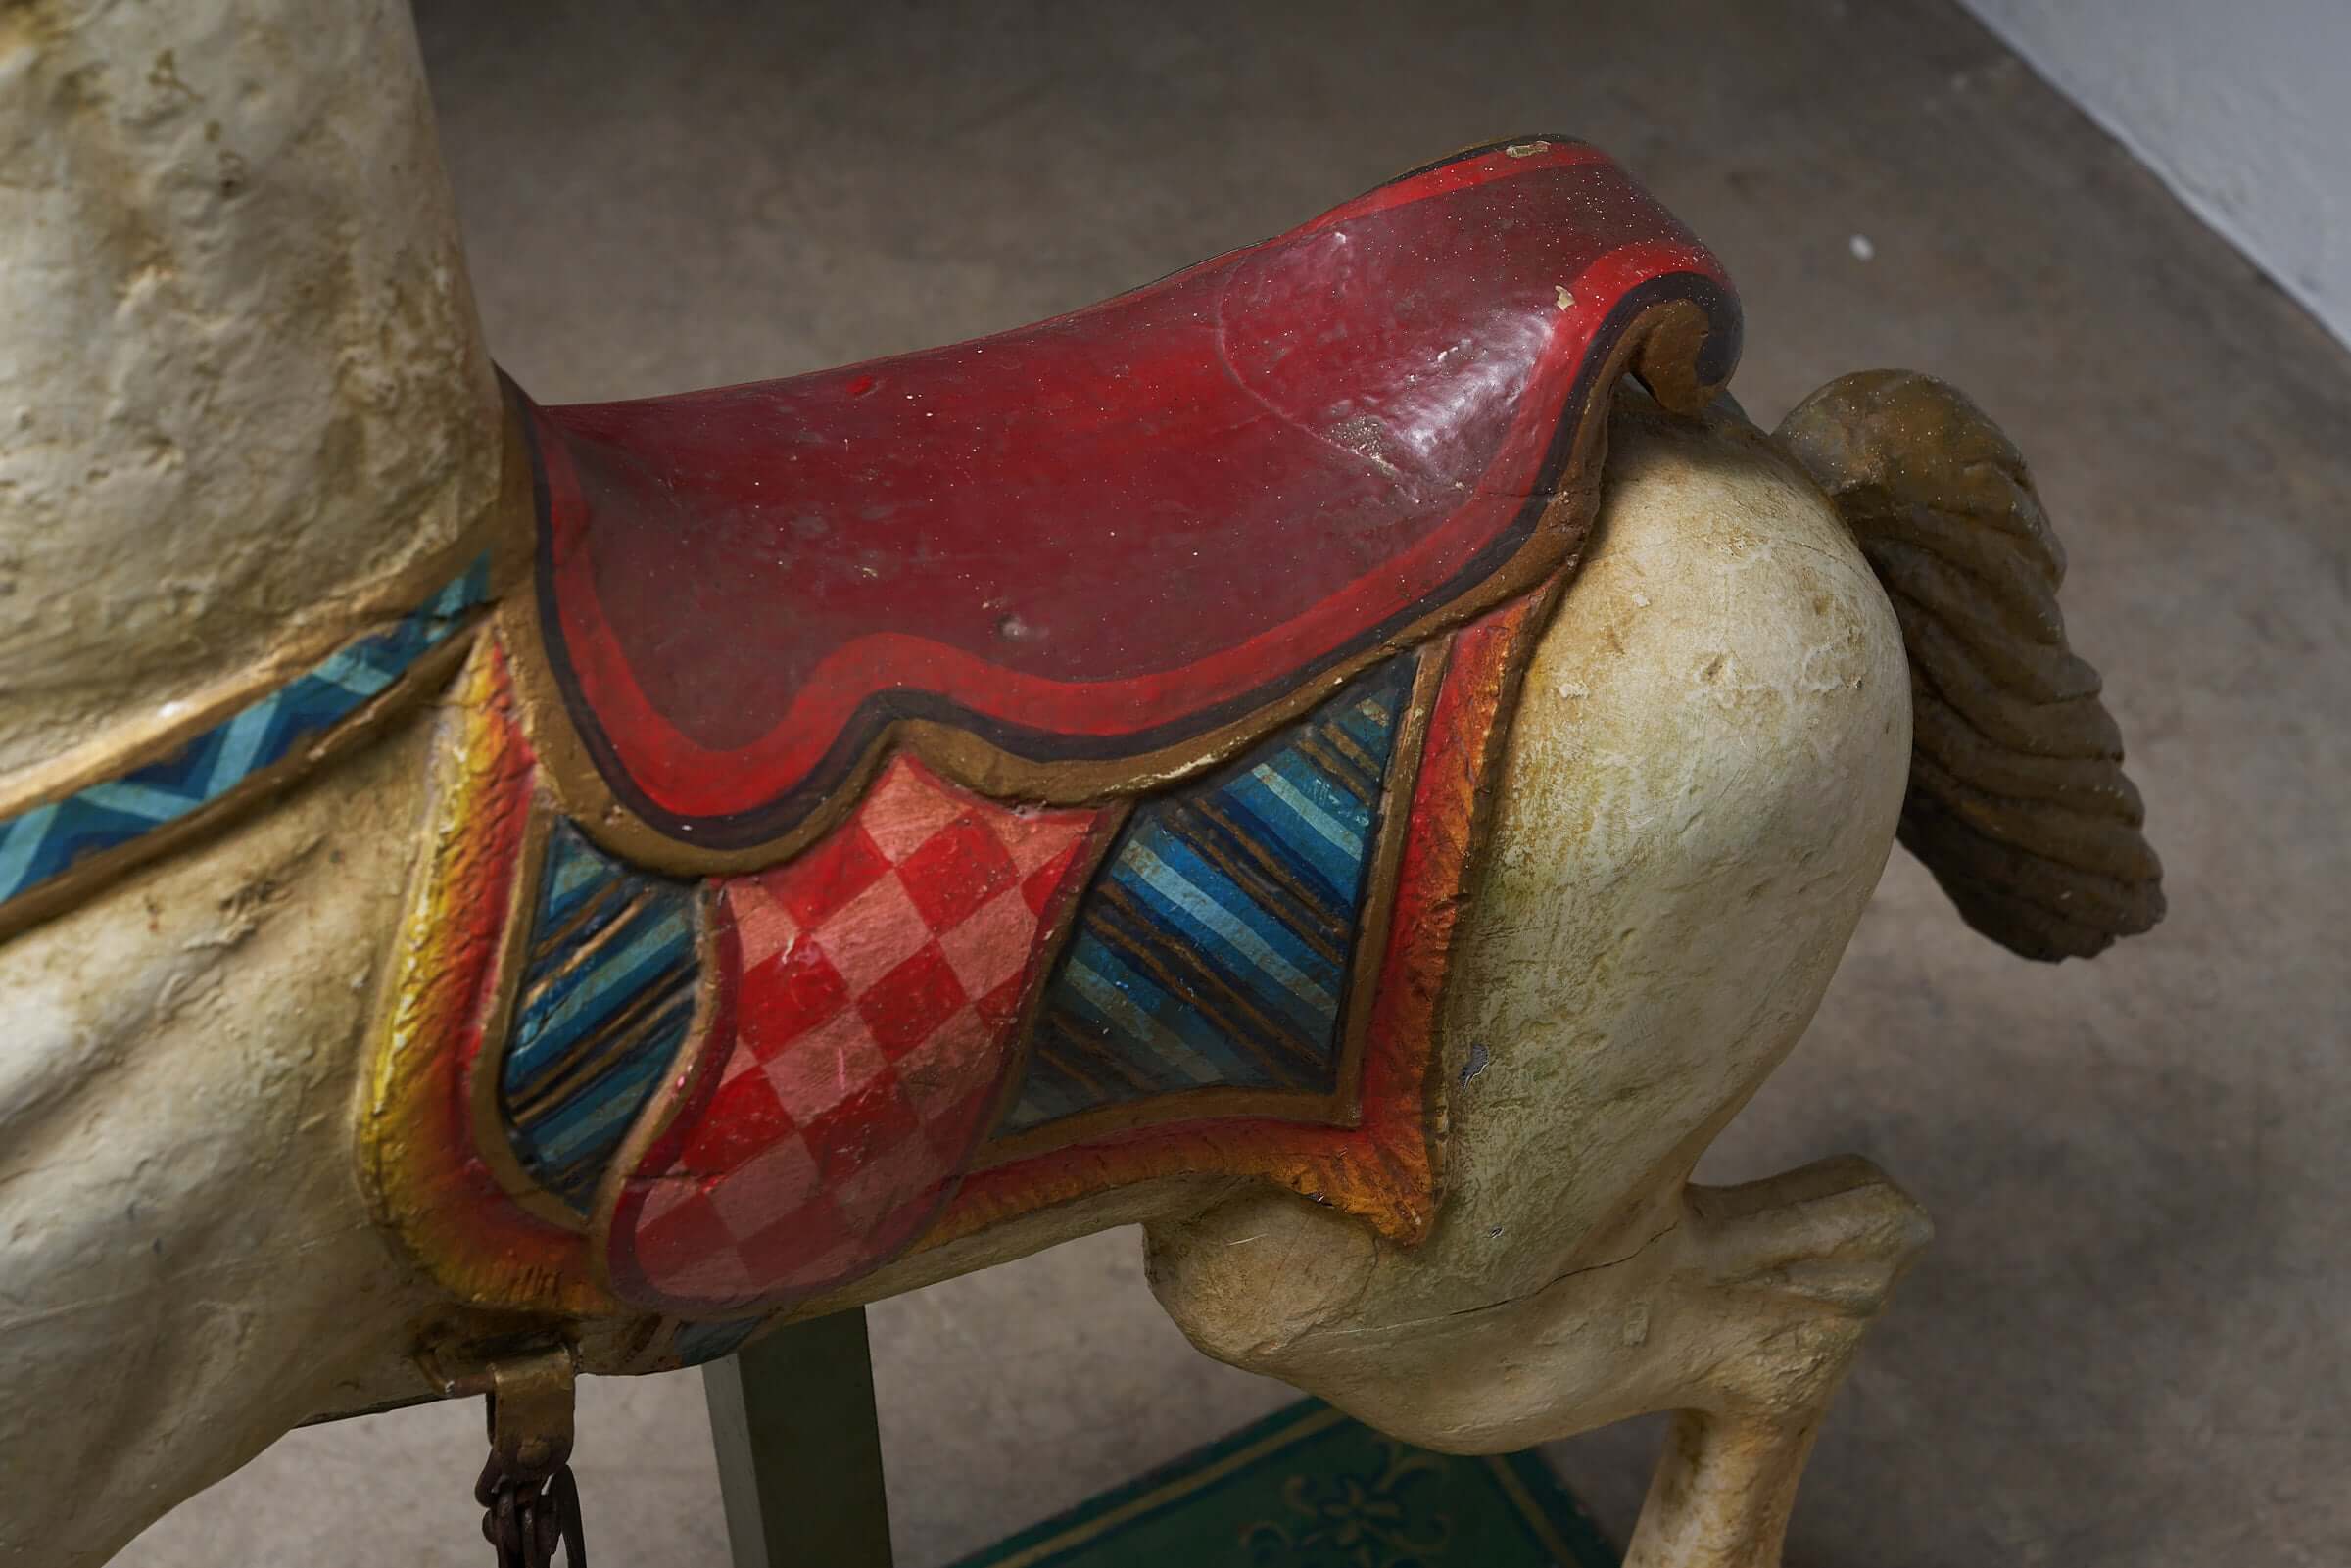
xmin=1006 ymin=652 xmax=1417 ymax=1132
xmin=0 ymin=556 xmax=490 ymax=913
xmin=500 ymin=821 xmax=703 ymax=1214
xmin=672 ymin=1315 xmax=767 ymax=1367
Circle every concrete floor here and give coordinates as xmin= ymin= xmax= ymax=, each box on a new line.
xmin=120 ymin=1 xmax=2350 ymax=1563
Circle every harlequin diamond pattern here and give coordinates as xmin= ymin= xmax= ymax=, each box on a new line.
xmin=610 ymin=756 xmax=1099 ymax=1311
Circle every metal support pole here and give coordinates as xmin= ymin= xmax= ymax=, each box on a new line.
xmin=704 ymin=1307 xmax=894 ymax=1568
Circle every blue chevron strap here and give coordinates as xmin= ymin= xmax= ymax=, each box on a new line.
xmin=1006 ymin=651 xmax=1418 ymax=1132
xmin=0 ymin=555 xmax=490 ymax=915
xmin=499 ymin=821 xmax=703 ymax=1215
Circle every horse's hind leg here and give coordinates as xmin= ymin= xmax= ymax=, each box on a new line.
xmin=1146 ymin=1154 xmax=1930 ymax=1568
xmin=1146 ymin=401 xmax=1928 ymax=1564
xmin=1614 ymin=1159 xmax=1931 ymax=1566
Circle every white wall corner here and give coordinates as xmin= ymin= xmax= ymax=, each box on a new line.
xmin=1960 ymin=0 xmax=2351 ymax=353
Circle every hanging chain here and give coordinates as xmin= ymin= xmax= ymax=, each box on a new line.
xmin=417 ymin=1336 xmax=590 ymax=1568
xmin=476 ymin=1450 xmax=587 ymax=1568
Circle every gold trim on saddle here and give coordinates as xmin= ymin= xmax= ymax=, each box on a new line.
xmin=358 ymin=635 xmax=622 ymax=1318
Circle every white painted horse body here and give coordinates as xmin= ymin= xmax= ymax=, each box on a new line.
xmin=0 ymin=7 xmax=2156 ymax=1566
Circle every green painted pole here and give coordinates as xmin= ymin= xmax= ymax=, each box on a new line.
xmin=704 ymin=1307 xmax=895 ymax=1568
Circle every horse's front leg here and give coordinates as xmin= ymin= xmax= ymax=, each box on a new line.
xmin=0 ymin=718 xmax=440 ymax=1568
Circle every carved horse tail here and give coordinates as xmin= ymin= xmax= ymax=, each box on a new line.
xmin=1775 ymin=370 xmax=2164 ymax=961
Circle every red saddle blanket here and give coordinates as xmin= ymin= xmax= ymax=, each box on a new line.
xmin=522 ymin=136 xmax=1736 ymax=855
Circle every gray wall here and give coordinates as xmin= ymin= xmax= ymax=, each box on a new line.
xmin=1964 ymin=0 xmax=2351 ymax=348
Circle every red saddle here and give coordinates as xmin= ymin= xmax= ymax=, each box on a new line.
xmin=521 ymin=136 xmax=1738 ymax=855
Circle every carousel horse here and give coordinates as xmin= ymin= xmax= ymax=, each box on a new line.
xmin=0 ymin=6 xmax=2161 ymax=1566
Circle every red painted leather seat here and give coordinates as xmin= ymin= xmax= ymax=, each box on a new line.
xmin=520 ymin=136 xmax=1738 ymax=855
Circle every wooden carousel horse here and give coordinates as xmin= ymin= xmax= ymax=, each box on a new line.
xmin=0 ymin=5 xmax=2160 ymax=1566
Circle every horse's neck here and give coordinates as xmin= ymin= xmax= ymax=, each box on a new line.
xmin=0 ymin=0 xmax=503 ymax=802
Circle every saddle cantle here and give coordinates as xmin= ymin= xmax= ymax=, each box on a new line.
xmin=513 ymin=136 xmax=1737 ymax=864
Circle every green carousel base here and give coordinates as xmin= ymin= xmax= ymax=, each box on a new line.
xmin=949 ymin=1400 xmax=1618 ymax=1568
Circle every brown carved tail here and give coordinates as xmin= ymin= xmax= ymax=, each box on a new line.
xmin=1775 ymin=370 xmax=2164 ymax=961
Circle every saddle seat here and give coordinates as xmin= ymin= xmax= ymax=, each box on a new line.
xmin=520 ymin=136 xmax=1738 ymax=858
